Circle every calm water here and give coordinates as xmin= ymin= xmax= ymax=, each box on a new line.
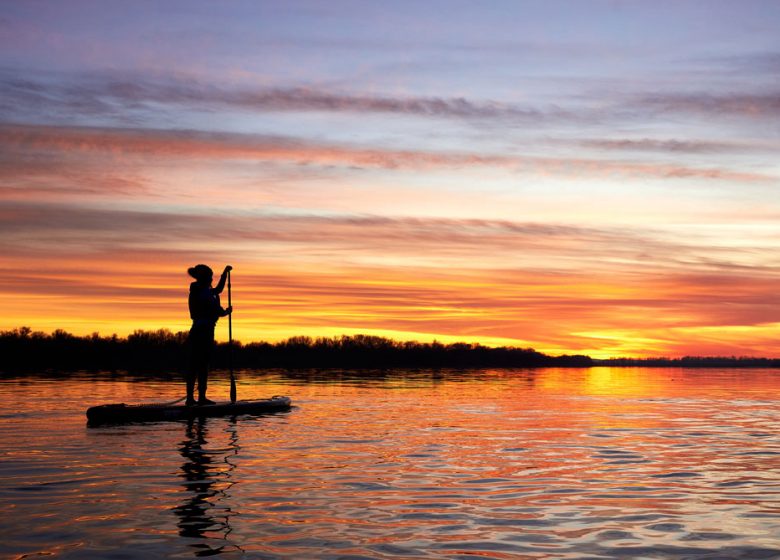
xmin=1 ymin=368 xmax=780 ymax=559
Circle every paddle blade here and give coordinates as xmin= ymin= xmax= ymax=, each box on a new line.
xmin=230 ymin=374 xmax=237 ymax=404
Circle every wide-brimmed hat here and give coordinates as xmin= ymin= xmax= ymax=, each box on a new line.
xmin=188 ymin=264 xmax=213 ymax=281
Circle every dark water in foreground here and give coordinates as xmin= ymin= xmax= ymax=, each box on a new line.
xmin=1 ymin=368 xmax=779 ymax=559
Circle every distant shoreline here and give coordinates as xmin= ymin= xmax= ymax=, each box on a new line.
xmin=593 ymin=357 xmax=780 ymax=368
xmin=1 ymin=327 xmax=779 ymax=373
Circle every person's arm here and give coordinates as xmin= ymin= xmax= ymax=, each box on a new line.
xmin=207 ymin=290 xmax=231 ymax=320
xmin=214 ymin=265 xmax=232 ymax=294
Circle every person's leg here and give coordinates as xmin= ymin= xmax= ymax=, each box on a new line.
xmin=186 ymin=330 xmax=198 ymax=405
xmin=197 ymin=327 xmax=216 ymax=404
xmin=185 ymin=373 xmax=196 ymax=404
xmin=197 ymin=363 xmax=208 ymax=401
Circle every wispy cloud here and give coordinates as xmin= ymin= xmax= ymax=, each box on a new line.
xmin=694 ymin=51 xmax=780 ymax=76
xmin=2 ymin=123 xmax=771 ymax=183
xmin=637 ymin=91 xmax=780 ymax=118
xmin=2 ymin=200 xmax=775 ymax=275
xmin=577 ymin=138 xmax=773 ymax=154
xmin=0 ymin=72 xmax=558 ymax=122
xmin=0 ymin=155 xmax=148 ymax=200
xmin=5 ymin=70 xmax=780 ymax=129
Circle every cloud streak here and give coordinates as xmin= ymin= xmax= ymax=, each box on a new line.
xmin=578 ymin=138 xmax=777 ymax=154
xmin=2 ymin=200 xmax=776 ymax=275
xmin=0 ymin=72 xmax=558 ymax=122
xmin=5 ymin=71 xmax=780 ymax=129
xmin=1 ymin=123 xmax=770 ymax=183
xmin=637 ymin=91 xmax=780 ymax=118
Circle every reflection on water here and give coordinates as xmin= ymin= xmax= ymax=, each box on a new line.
xmin=174 ymin=417 xmax=242 ymax=556
xmin=1 ymin=368 xmax=779 ymax=559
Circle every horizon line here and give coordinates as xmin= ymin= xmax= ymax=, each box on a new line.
xmin=3 ymin=326 xmax=778 ymax=362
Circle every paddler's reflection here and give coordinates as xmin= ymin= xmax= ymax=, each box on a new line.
xmin=173 ymin=416 xmax=242 ymax=556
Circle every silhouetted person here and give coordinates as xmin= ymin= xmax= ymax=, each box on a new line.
xmin=187 ymin=264 xmax=232 ymax=406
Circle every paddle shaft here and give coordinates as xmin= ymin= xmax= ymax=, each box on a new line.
xmin=228 ymin=270 xmax=236 ymax=403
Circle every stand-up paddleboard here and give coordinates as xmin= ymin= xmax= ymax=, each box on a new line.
xmin=86 ymin=396 xmax=292 ymax=425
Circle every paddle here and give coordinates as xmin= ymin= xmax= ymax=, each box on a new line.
xmin=228 ymin=269 xmax=236 ymax=404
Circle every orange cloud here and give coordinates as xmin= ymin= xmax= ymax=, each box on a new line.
xmin=3 ymin=243 xmax=780 ymax=358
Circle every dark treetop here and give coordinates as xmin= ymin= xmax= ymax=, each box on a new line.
xmin=3 ymin=327 xmax=778 ymax=374
xmin=1 ymin=327 xmax=592 ymax=373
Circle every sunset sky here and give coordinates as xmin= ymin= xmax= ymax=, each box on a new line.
xmin=1 ymin=1 xmax=779 ymax=357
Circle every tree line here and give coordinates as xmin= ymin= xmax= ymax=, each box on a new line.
xmin=0 ymin=327 xmax=593 ymax=373
xmin=596 ymin=356 xmax=780 ymax=367
xmin=4 ymin=327 xmax=776 ymax=374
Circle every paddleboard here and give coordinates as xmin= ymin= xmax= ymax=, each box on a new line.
xmin=86 ymin=396 xmax=292 ymax=425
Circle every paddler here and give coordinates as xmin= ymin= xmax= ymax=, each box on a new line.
xmin=186 ymin=264 xmax=232 ymax=406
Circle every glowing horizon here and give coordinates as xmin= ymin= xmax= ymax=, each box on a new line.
xmin=1 ymin=1 xmax=779 ymax=358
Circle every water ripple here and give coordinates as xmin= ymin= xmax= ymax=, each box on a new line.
xmin=2 ymin=368 xmax=780 ymax=558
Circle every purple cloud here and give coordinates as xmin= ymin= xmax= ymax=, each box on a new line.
xmin=0 ymin=71 xmax=557 ymax=122
xmin=637 ymin=91 xmax=780 ymax=118
xmin=577 ymin=138 xmax=762 ymax=154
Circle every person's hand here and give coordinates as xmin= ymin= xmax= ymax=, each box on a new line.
xmin=224 ymin=265 xmax=233 ymax=273
xmin=225 ymin=306 xmax=233 ymax=315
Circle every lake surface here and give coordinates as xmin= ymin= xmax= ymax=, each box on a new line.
xmin=1 ymin=368 xmax=779 ymax=559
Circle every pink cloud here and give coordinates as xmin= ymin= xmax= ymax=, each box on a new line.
xmin=1 ymin=123 xmax=771 ymax=183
